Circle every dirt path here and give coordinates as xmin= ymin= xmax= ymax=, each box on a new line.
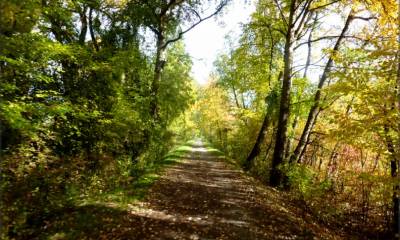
xmin=116 ymin=140 xmax=341 ymax=240
xmin=19 ymin=141 xmax=353 ymax=239
xmin=36 ymin=140 xmax=343 ymax=239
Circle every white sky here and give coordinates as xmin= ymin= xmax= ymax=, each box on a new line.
xmin=183 ymin=1 xmax=255 ymax=85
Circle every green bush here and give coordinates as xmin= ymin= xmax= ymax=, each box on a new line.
xmin=284 ymin=163 xmax=332 ymax=199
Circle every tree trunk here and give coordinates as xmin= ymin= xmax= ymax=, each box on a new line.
xmin=270 ymin=0 xmax=296 ymax=187
xmin=78 ymin=6 xmax=88 ymax=45
xmin=241 ymin=93 xmax=247 ymax=109
xmin=283 ymin=13 xmax=317 ymax=163
xmin=285 ymin=115 xmax=298 ymax=161
xmin=150 ymin=33 xmax=165 ymax=118
xmin=244 ymin=114 xmax=270 ymax=171
xmin=386 ymin=124 xmax=400 ymax=238
xmin=243 ymin=69 xmax=282 ymax=171
xmin=232 ymin=84 xmax=241 ymax=108
xmin=290 ymin=11 xmax=354 ymax=164
xmin=89 ymin=8 xmax=99 ymax=51
xmin=244 ymin=74 xmax=281 ymax=171
xmin=285 ymin=14 xmax=316 ymax=164
xmin=393 ymin=7 xmax=400 ymax=236
xmin=303 ymin=12 xmax=318 ymax=79
xmin=297 ymin=108 xmax=322 ymax=163
xmin=263 ymin=136 xmax=274 ymax=162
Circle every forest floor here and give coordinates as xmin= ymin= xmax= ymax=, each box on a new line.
xmin=33 ymin=140 xmax=352 ymax=240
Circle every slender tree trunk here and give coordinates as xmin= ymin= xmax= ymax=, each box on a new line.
xmin=285 ymin=116 xmax=298 ymax=161
xmin=326 ymin=142 xmax=340 ymax=178
xmin=150 ymin=33 xmax=165 ymax=118
xmin=284 ymin=13 xmax=317 ymax=163
xmin=370 ymin=153 xmax=380 ymax=173
xmin=245 ymin=32 xmax=274 ymax=169
xmin=268 ymin=30 xmax=275 ymax=87
xmin=263 ymin=137 xmax=274 ymax=162
xmin=297 ymin=110 xmax=320 ymax=163
xmin=303 ymin=12 xmax=318 ymax=79
xmin=89 ymin=8 xmax=99 ymax=51
xmin=78 ymin=6 xmax=88 ymax=45
xmin=241 ymin=93 xmax=247 ymax=109
xmin=270 ymin=0 xmax=296 ymax=187
xmin=285 ymin=15 xmax=316 ymax=164
xmin=244 ymin=73 xmax=281 ymax=170
xmin=386 ymin=124 xmax=400 ymax=238
xmin=232 ymin=85 xmax=241 ymax=108
xmin=393 ymin=4 xmax=400 ymax=236
xmin=244 ymin=114 xmax=270 ymax=171
xmin=290 ymin=11 xmax=354 ymax=164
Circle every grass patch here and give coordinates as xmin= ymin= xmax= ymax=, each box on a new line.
xmin=79 ymin=143 xmax=193 ymax=207
xmin=204 ymin=146 xmax=224 ymax=156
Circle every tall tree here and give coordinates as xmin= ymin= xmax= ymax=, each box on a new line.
xmin=270 ymin=0 xmax=317 ymax=187
xmin=290 ymin=10 xmax=355 ymax=164
xmin=137 ymin=0 xmax=228 ymax=118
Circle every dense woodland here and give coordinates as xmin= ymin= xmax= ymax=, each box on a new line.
xmin=1 ymin=0 xmax=400 ymax=239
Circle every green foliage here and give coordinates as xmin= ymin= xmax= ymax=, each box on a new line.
xmin=283 ymin=163 xmax=332 ymax=199
xmin=159 ymin=43 xmax=195 ymax=124
xmin=0 ymin=0 xmax=196 ymax=237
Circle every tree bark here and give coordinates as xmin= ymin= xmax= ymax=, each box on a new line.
xmin=78 ymin=6 xmax=88 ymax=45
xmin=297 ymin=104 xmax=323 ymax=163
xmin=303 ymin=12 xmax=318 ymax=79
xmin=231 ymin=84 xmax=241 ymax=108
xmin=284 ymin=13 xmax=317 ymax=164
xmin=270 ymin=0 xmax=297 ymax=187
xmin=241 ymin=93 xmax=247 ymax=109
xmin=290 ymin=10 xmax=354 ymax=164
xmin=393 ymin=4 xmax=400 ymax=236
xmin=244 ymin=114 xmax=270 ymax=171
xmin=284 ymin=13 xmax=317 ymax=163
xmin=150 ymin=33 xmax=166 ymax=118
xmin=284 ymin=116 xmax=298 ymax=161
xmin=244 ymin=73 xmax=281 ymax=171
xmin=385 ymin=124 xmax=400 ymax=238
xmin=89 ymin=8 xmax=99 ymax=51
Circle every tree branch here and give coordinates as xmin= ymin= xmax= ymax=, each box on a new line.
xmin=309 ymin=0 xmax=341 ymax=11
xmin=353 ymin=16 xmax=377 ymax=21
xmin=294 ymin=0 xmax=313 ymax=27
xmin=248 ymin=22 xmax=286 ymax=36
xmin=161 ymin=1 xmax=228 ymax=49
xmin=148 ymin=25 xmax=160 ymax=36
xmin=294 ymin=35 xmax=367 ymax=50
xmin=273 ymin=0 xmax=289 ymax=28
